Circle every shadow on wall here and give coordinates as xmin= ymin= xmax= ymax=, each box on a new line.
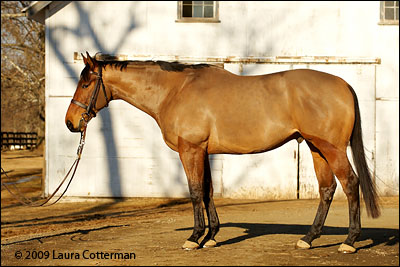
xmin=48 ymin=2 xmax=140 ymax=199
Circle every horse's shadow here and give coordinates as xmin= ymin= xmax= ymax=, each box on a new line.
xmin=176 ymin=222 xmax=399 ymax=250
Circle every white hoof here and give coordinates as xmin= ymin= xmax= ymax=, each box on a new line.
xmin=203 ymin=239 xmax=217 ymax=248
xmin=338 ymin=243 xmax=356 ymax=253
xmin=295 ymin=239 xmax=311 ymax=249
xmin=182 ymin=240 xmax=199 ymax=250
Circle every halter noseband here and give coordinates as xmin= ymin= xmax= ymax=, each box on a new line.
xmin=71 ymin=66 xmax=110 ymax=123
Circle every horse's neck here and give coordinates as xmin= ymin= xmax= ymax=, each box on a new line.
xmin=104 ymin=66 xmax=181 ymax=121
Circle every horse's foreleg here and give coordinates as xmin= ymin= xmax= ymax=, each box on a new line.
xmin=201 ymin=155 xmax=220 ymax=248
xmin=296 ymin=146 xmax=336 ymax=250
xmin=178 ymin=137 xmax=206 ymax=250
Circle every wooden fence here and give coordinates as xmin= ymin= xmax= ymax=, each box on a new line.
xmin=1 ymin=132 xmax=38 ymax=150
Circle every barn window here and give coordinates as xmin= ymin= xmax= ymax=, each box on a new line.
xmin=380 ymin=1 xmax=399 ymax=25
xmin=176 ymin=1 xmax=220 ymax=23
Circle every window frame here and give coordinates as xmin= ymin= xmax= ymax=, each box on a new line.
xmin=176 ymin=1 xmax=220 ymax=23
xmin=379 ymin=1 xmax=399 ymax=25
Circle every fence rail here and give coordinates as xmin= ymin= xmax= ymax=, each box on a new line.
xmin=1 ymin=132 xmax=38 ymax=150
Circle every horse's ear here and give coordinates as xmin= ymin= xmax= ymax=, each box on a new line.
xmin=81 ymin=53 xmax=88 ymax=65
xmin=85 ymin=51 xmax=97 ymax=70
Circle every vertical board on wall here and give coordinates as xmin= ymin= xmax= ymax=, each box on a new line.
xmin=375 ymin=100 xmax=399 ymax=196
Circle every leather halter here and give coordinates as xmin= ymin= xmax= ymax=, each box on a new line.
xmin=71 ymin=66 xmax=110 ymax=122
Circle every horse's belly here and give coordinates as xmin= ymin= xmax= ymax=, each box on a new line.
xmin=207 ymin=123 xmax=295 ymax=154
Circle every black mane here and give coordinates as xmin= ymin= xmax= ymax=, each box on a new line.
xmin=81 ymin=60 xmax=212 ymax=80
xmin=99 ymin=60 xmax=211 ymax=72
xmin=155 ymin=61 xmax=211 ymax=72
xmin=99 ymin=61 xmax=131 ymax=71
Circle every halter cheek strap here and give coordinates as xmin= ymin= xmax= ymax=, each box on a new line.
xmin=71 ymin=67 xmax=110 ymax=121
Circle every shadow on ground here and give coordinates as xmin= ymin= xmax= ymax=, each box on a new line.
xmin=176 ymin=222 xmax=399 ymax=251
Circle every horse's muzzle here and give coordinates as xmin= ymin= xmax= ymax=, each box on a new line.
xmin=66 ymin=120 xmax=81 ymax=133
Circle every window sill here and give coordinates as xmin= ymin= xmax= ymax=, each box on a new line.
xmin=378 ymin=20 xmax=399 ymax=25
xmin=175 ymin=18 xmax=221 ymax=23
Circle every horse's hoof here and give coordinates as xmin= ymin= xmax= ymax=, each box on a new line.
xmin=338 ymin=243 xmax=356 ymax=253
xmin=203 ymin=239 xmax=217 ymax=248
xmin=182 ymin=240 xmax=199 ymax=250
xmin=295 ymin=239 xmax=311 ymax=249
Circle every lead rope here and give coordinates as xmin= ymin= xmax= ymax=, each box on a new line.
xmin=1 ymin=125 xmax=87 ymax=207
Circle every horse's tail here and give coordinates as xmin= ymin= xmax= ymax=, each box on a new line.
xmin=349 ymin=85 xmax=380 ymax=218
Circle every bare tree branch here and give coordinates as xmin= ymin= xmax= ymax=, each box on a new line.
xmin=1 ymin=1 xmax=45 ymax=136
xmin=2 ymin=54 xmax=34 ymax=83
xmin=1 ymin=13 xmax=26 ymax=18
xmin=2 ymin=43 xmax=45 ymax=55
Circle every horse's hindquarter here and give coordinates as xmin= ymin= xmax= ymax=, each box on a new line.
xmin=159 ymin=68 xmax=355 ymax=154
xmin=285 ymin=69 xmax=355 ymax=149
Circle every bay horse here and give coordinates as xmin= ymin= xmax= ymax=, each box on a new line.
xmin=65 ymin=52 xmax=380 ymax=253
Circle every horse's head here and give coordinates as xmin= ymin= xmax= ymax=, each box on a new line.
xmin=65 ymin=52 xmax=111 ymax=132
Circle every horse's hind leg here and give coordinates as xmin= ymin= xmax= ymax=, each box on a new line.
xmin=201 ymin=154 xmax=220 ymax=247
xmin=296 ymin=144 xmax=337 ymax=250
xmin=302 ymin=134 xmax=361 ymax=253
xmin=178 ymin=137 xmax=207 ymax=250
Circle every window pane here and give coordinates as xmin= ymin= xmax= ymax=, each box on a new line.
xmin=385 ymin=1 xmax=394 ymax=7
xmin=204 ymin=6 xmax=214 ymax=17
xmin=396 ymin=6 xmax=399 ymax=19
xmin=183 ymin=1 xmax=192 ymax=5
xmin=194 ymin=1 xmax=203 ymax=4
xmin=385 ymin=7 xmax=394 ymax=19
xmin=193 ymin=5 xmax=203 ymax=17
xmin=183 ymin=5 xmax=192 ymax=17
xmin=204 ymin=1 xmax=213 ymax=4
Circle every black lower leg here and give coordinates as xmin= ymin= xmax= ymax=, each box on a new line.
xmin=301 ymin=181 xmax=336 ymax=245
xmin=203 ymin=197 xmax=219 ymax=241
xmin=188 ymin=192 xmax=205 ymax=243
xmin=203 ymin=156 xmax=220 ymax=242
xmin=343 ymin=174 xmax=361 ymax=246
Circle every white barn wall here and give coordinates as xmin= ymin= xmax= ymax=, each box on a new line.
xmin=374 ymin=17 xmax=399 ymax=196
xmin=44 ymin=1 xmax=398 ymax=199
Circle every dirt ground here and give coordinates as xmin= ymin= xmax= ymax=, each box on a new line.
xmin=1 ymin=148 xmax=399 ymax=266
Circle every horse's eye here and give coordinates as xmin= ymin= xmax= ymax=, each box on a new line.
xmin=82 ymin=84 xmax=88 ymax=89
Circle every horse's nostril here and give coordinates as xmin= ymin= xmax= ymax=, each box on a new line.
xmin=66 ymin=120 xmax=74 ymax=131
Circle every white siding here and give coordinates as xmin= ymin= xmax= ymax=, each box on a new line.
xmin=45 ymin=1 xmax=398 ymax=199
